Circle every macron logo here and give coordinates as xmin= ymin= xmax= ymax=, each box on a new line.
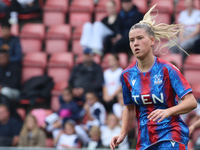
xmin=132 ymin=80 xmax=136 ymax=86
xmin=170 ymin=141 xmax=176 ymax=147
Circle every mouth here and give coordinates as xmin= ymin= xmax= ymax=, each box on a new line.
xmin=135 ymin=48 xmax=140 ymax=53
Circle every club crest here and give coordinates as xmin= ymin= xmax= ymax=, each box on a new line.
xmin=154 ymin=75 xmax=162 ymax=85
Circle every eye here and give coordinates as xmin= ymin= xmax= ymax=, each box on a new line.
xmin=138 ymin=37 xmax=143 ymax=40
xmin=130 ymin=39 xmax=135 ymax=42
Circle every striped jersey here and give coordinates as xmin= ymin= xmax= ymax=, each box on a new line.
xmin=122 ymin=57 xmax=192 ymax=150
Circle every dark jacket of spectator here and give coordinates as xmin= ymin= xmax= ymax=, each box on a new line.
xmin=0 ymin=36 xmax=22 ymax=63
xmin=69 ymin=62 xmax=104 ymax=93
xmin=118 ymin=5 xmax=143 ymax=37
xmin=0 ymin=104 xmax=22 ymax=146
xmin=101 ymin=15 xmax=121 ymax=35
xmin=0 ymin=63 xmax=21 ymax=89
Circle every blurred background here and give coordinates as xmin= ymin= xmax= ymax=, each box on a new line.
xmin=0 ymin=0 xmax=200 ymax=149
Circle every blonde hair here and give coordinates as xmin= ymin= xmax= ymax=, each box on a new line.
xmin=20 ymin=114 xmax=38 ymax=136
xmin=89 ymin=126 xmax=101 ymax=136
xmin=130 ymin=4 xmax=188 ymax=56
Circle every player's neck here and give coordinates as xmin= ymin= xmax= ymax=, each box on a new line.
xmin=137 ymin=54 xmax=155 ymax=73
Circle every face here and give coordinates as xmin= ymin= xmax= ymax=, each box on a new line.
xmin=121 ymin=1 xmax=133 ymax=12
xmin=108 ymin=55 xmax=118 ymax=68
xmin=65 ymin=123 xmax=75 ymax=135
xmin=117 ymin=92 xmax=124 ymax=106
xmin=26 ymin=117 xmax=37 ymax=130
xmin=106 ymin=1 xmax=116 ymax=15
xmin=185 ymin=0 xmax=194 ymax=9
xmin=0 ymin=106 xmax=9 ymax=122
xmin=86 ymin=93 xmax=96 ymax=106
xmin=0 ymin=53 xmax=9 ymax=66
xmin=90 ymin=132 xmax=100 ymax=141
xmin=129 ymin=28 xmax=155 ymax=60
xmin=107 ymin=114 xmax=118 ymax=129
xmin=83 ymin=54 xmax=93 ymax=64
xmin=62 ymin=90 xmax=73 ymax=103
xmin=1 ymin=27 xmax=11 ymax=39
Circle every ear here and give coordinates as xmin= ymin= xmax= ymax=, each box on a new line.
xmin=150 ymin=36 xmax=155 ymax=46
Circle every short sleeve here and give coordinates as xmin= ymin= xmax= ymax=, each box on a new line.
xmin=169 ymin=65 xmax=192 ymax=99
xmin=122 ymin=73 xmax=134 ymax=105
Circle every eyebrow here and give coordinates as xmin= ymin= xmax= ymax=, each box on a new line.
xmin=129 ymin=35 xmax=143 ymax=39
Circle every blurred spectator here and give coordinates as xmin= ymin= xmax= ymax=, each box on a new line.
xmin=101 ymin=113 xmax=129 ymax=149
xmin=6 ymin=0 xmax=41 ymax=24
xmin=83 ymin=91 xmax=106 ymax=127
xmin=87 ymin=126 xmax=103 ymax=149
xmin=68 ymin=48 xmax=104 ymax=103
xmin=112 ymin=91 xmax=124 ymax=122
xmin=170 ymin=0 xmax=200 ymax=61
xmin=102 ymin=53 xmax=122 ymax=112
xmin=0 ymin=21 xmax=22 ymax=64
xmin=189 ymin=117 xmax=200 ymax=150
xmin=45 ymin=88 xmax=81 ymax=132
xmin=103 ymin=0 xmax=143 ymax=54
xmin=18 ymin=114 xmax=46 ymax=147
xmin=75 ymin=91 xmax=106 ymax=146
xmin=80 ymin=0 xmax=120 ymax=55
xmin=0 ymin=49 xmax=21 ymax=100
xmin=0 ymin=104 xmax=22 ymax=146
xmin=0 ymin=94 xmax=22 ymax=121
xmin=54 ymin=120 xmax=81 ymax=149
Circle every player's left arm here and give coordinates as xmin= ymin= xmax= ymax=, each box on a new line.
xmin=148 ymin=93 xmax=197 ymax=123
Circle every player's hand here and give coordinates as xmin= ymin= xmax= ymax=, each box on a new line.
xmin=189 ymin=125 xmax=195 ymax=137
xmin=147 ymin=109 xmax=170 ymax=123
xmin=110 ymin=134 xmax=126 ymax=150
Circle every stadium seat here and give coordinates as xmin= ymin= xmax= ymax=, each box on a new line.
xmin=17 ymin=108 xmax=26 ymax=121
xmin=191 ymin=84 xmax=200 ymax=99
xmin=51 ymin=96 xmax=61 ymax=112
xmin=176 ymin=0 xmax=200 ymax=13
xmin=23 ymin=52 xmax=47 ymax=69
xmin=48 ymin=52 xmax=74 ymax=69
xmin=47 ymin=68 xmax=71 ymax=83
xmin=46 ymin=138 xmax=54 ymax=148
xmin=31 ymin=109 xmax=53 ymax=127
xmin=95 ymin=12 xmax=108 ymax=21
xmin=45 ymin=39 xmax=68 ymax=54
xmin=151 ymin=12 xmax=171 ymax=25
xmin=43 ymin=0 xmax=68 ymax=26
xmin=183 ymin=54 xmax=200 ymax=70
xmin=46 ymin=24 xmax=71 ymax=40
xmin=160 ymin=54 xmax=182 ymax=71
xmin=149 ymin=0 xmax=174 ymax=15
xmin=22 ymin=67 xmax=44 ymax=83
xmin=184 ymin=70 xmax=200 ymax=85
xmin=95 ymin=0 xmax=121 ymax=13
xmin=20 ymin=23 xmax=45 ymax=40
xmin=72 ymin=40 xmax=83 ymax=55
xmin=132 ymin=0 xmax=147 ymax=14
xmin=69 ymin=0 xmax=94 ymax=13
xmin=69 ymin=12 xmax=91 ymax=27
xmin=51 ymin=81 xmax=68 ymax=96
xmin=75 ymin=54 xmax=101 ymax=65
xmin=20 ymin=39 xmax=42 ymax=54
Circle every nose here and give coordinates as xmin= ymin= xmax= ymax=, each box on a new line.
xmin=134 ymin=39 xmax=139 ymax=46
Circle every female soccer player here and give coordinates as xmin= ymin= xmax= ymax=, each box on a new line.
xmin=110 ymin=4 xmax=197 ymax=150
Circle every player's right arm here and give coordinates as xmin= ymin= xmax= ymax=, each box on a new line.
xmin=110 ymin=104 xmax=135 ymax=150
